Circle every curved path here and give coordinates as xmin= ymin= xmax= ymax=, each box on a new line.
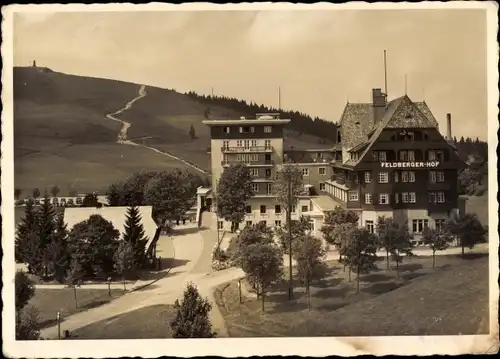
xmin=106 ymin=85 xmax=209 ymax=176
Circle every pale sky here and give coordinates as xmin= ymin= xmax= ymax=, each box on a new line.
xmin=13 ymin=9 xmax=489 ymax=140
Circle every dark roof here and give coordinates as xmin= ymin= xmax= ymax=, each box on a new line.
xmin=341 ymin=95 xmax=461 ymax=167
xmin=339 ymin=102 xmax=374 ymax=152
xmin=283 ymin=150 xmax=315 ymax=164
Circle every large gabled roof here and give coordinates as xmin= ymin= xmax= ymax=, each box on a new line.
xmin=344 ymin=95 xmax=449 ymax=167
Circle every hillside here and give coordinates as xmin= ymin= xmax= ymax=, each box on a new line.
xmin=13 ymin=67 xmax=333 ymax=196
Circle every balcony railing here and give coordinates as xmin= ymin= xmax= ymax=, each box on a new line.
xmin=221 ymin=146 xmax=273 ymax=153
xmin=221 ymin=160 xmax=274 ymax=167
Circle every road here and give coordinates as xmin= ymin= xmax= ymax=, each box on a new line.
xmin=104 ymin=85 xmax=209 ymax=176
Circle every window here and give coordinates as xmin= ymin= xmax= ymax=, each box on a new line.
xmin=309 ymin=221 xmax=315 ymax=231
xmin=223 ymin=127 xmax=230 ymax=134
xmin=218 ymin=221 xmax=224 ymax=230
xmin=246 ymin=221 xmax=253 ymax=227
xmin=251 ymin=140 xmax=258 ymax=147
xmin=292 ymin=205 xmax=297 ymax=213
xmin=275 ymin=220 xmax=282 ymax=227
xmin=319 ymin=167 xmax=326 ymax=175
xmin=402 ymin=192 xmax=409 ymax=203
xmin=250 ymin=126 xmax=255 ymax=133
xmin=251 ymin=183 xmax=259 ymax=192
xmin=222 ymin=154 xmax=228 ymax=165
xmin=378 ymin=151 xmax=387 ymax=161
xmin=379 ymin=193 xmax=390 ymax=204
xmin=364 ymin=172 xmax=372 ymax=183
xmin=245 ymin=205 xmax=252 ymax=214
xmin=366 ymin=220 xmax=374 ymax=234
xmin=349 ymin=191 xmax=359 ymax=201
xmin=399 ymin=150 xmax=415 ymax=161
xmin=319 ymin=182 xmax=326 ymax=191
xmin=437 ymin=192 xmax=445 ymax=203
xmin=412 ymin=219 xmax=429 ymax=233
xmin=264 ymin=126 xmax=272 ymax=133
xmin=260 ymin=220 xmax=267 ymax=226
xmin=302 ymin=168 xmax=309 ymax=176
xmin=428 ymin=150 xmax=444 ymax=162
xmin=429 ymin=192 xmax=437 ymax=203
xmin=435 ymin=219 xmax=446 ymax=232
xmin=436 ymin=171 xmax=445 ymax=182
xmin=275 ymin=205 xmax=281 ymax=214
xmin=409 ymin=192 xmax=416 ymax=203
xmin=223 ymin=140 xmax=229 ymax=149
xmin=378 ymin=172 xmax=389 ymax=183
xmin=365 ymin=193 xmax=372 ymax=204
xmin=429 ymin=171 xmax=437 ymax=183
xmin=395 ymin=193 xmax=399 ymax=203
xmin=260 ymin=205 xmax=266 ymax=214
xmin=266 ymin=183 xmax=273 ymax=195
xmin=239 ymin=126 xmax=253 ymax=134
xmin=236 ymin=140 xmax=242 ymax=147
xmin=251 ymin=154 xmax=259 ymax=161
xmin=301 ymin=205 xmax=309 ymax=213
xmin=76 ymin=197 xmax=83 ymax=205
xmin=244 ymin=140 xmax=250 ymax=149
xmin=402 ymin=171 xmax=415 ymax=183
xmin=264 ymin=140 xmax=271 ymax=149
xmin=393 ymin=171 xmax=399 ymax=183
xmin=250 ymin=168 xmax=259 ymax=177
xmin=265 ymin=169 xmax=271 ymax=179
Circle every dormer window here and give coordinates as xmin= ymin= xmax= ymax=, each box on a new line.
xmin=223 ymin=126 xmax=230 ymax=134
xmin=239 ymin=126 xmax=255 ymax=134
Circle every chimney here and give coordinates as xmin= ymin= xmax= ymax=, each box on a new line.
xmin=372 ymin=88 xmax=387 ymax=123
xmin=446 ymin=113 xmax=452 ymax=140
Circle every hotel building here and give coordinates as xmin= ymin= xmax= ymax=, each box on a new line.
xmin=201 ymin=89 xmax=466 ymax=244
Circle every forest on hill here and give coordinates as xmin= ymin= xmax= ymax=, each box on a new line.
xmin=185 ymin=91 xmax=339 ymax=143
xmin=453 ymin=136 xmax=488 ymax=164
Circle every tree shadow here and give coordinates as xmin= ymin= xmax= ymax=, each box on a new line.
xmin=268 ymin=295 xmax=309 ymax=313
xmin=393 ymin=263 xmax=424 ymax=272
xmin=314 ymin=277 xmax=343 ymax=289
xmin=460 ymin=252 xmax=489 ymax=260
xmin=402 ymin=272 xmax=427 ymax=281
xmin=313 ymin=285 xmax=351 ymax=299
xmin=362 ymin=281 xmax=403 ymax=295
xmin=172 ymin=226 xmax=201 ymax=236
xmin=82 ymin=299 xmax=110 ymax=310
xmin=361 ymin=273 xmax=393 ymax=283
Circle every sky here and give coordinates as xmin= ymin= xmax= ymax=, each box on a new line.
xmin=13 ymin=8 xmax=489 ymax=140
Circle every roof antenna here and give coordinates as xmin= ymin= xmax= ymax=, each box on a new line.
xmin=384 ymin=49 xmax=388 ymax=101
xmin=278 ymin=86 xmax=281 ymax=110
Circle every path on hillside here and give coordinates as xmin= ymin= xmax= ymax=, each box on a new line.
xmin=105 ymin=85 xmax=209 ymax=175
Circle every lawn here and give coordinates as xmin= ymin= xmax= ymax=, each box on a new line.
xmin=214 ymin=254 xmax=489 ymax=337
xmin=27 ymin=288 xmax=123 ymax=329
xmin=70 ymin=304 xmax=176 ymax=339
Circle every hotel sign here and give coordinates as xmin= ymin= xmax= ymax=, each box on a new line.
xmin=381 ymin=161 xmax=440 ymax=168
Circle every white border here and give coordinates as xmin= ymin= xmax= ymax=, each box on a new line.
xmin=2 ymin=2 xmax=499 ymax=357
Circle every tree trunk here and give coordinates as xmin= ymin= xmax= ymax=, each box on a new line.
xmin=73 ymin=285 xmax=78 ymax=308
xmin=395 ymin=252 xmax=400 ymax=280
xmin=432 ymin=250 xmax=436 ymax=268
xmin=356 ymin=265 xmax=361 ymax=293
xmin=261 ymin=287 xmax=265 ymax=311
xmin=307 ymin=281 xmax=311 ymax=311
xmin=123 ymin=276 xmax=126 ymax=291
xmin=461 ymin=242 xmax=465 ymax=257
xmin=386 ymin=249 xmax=390 ymax=270
xmin=348 ymin=265 xmax=352 ymax=282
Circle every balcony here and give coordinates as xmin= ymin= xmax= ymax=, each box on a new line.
xmin=221 ymin=160 xmax=274 ymax=167
xmin=221 ymin=146 xmax=273 ymax=154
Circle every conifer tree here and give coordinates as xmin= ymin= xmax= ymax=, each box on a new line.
xmin=44 ymin=212 xmax=70 ymax=282
xmin=170 ymin=282 xmax=216 ymax=338
xmin=15 ymin=199 xmax=38 ymax=264
xmin=123 ymin=206 xmax=149 ymax=267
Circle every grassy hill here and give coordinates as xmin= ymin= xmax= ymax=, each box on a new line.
xmin=14 ymin=67 xmax=332 ymax=196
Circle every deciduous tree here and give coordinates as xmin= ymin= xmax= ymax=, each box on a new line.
xmin=376 ymin=216 xmax=414 ymax=277
xmin=228 ymin=222 xmax=275 ymax=266
xmin=294 ymin=234 xmax=327 ymax=309
xmin=275 ymin=215 xmax=311 ymax=255
xmin=106 ymin=183 xmax=122 ymax=206
xmin=421 ymin=227 xmax=454 ymax=268
xmin=273 ymin=164 xmax=304 ymax=299
xmin=344 ymin=228 xmax=378 ymax=292
xmin=16 ymin=307 xmax=41 ymax=340
xmin=50 ymin=185 xmax=60 ymax=198
xmin=215 ymin=164 xmax=254 ymax=232
xmin=170 ymin=282 xmax=216 ymax=338
xmin=68 ymin=215 xmax=120 ymax=277
xmin=113 ymin=241 xmax=137 ymax=290
xmin=240 ymin=242 xmax=283 ymax=311
xmin=144 ymin=170 xmax=198 ymax=228
xmin=446 ymin=213 xmax=486 ymax=257
xmin=81 ymin=193 xmax=101 ymax=207
xmin=321 ymin=207 xmax=359 ymax=261
xmin=32 ymin=188 xmax=40 ymax=199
